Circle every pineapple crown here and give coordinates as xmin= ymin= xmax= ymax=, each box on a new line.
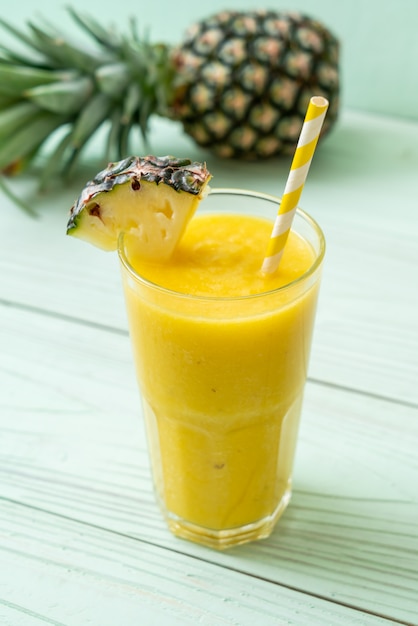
xmin=0 ymin=10 xmax=174 ymax=184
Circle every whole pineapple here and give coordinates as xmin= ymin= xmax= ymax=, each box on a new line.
xmin=0 ymin=9 xmax=339 ymax=180
xmin=170 ymin=10 xmax=339 ymax=159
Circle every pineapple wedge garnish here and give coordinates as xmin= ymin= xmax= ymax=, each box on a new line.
xmin=67 ymin=155 xmax=211 ymax=261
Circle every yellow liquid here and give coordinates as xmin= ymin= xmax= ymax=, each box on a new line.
xmin=121 ymin=213 xmax=321 ymax=546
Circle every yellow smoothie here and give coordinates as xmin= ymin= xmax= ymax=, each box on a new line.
xmin=120 ymin=209 xmax=323 ymax=547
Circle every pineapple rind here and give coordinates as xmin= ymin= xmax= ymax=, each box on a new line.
xmin=170 ymin=10 xmax=340 ymax=159
xmin=67 ymin=155 xmax=211 ymax=260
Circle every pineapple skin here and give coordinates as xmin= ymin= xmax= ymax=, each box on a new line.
xmin=169 ymin=10 xmax=340 ymax=159
xmin=66 ymin=155 xmax=212 ymax=257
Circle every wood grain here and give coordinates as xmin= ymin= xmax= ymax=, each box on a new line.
xmin=3 ymin=111 xmax=418 ymax=405
xmin=1 ymin=109 xmax=418 ymax=625
xmin=0 ymin=500 xmax=409 ymax=626
xmin=1 ymin=302 xmax=417 ymax=623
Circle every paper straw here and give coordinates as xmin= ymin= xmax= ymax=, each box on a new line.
xmin=261 ymin=96 xmax=329 ymax=274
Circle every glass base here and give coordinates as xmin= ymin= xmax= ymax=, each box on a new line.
xmin=162 ymin=487 xmax=292 ymax=550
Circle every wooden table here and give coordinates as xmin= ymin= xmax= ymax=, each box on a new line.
xmin=1 ymin=109 xmax=417 ymax=626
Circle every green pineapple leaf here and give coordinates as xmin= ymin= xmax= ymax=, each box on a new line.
xmin=105 ymin=107 xmax=124 ymax=161
xmin=0 ymin=101 xmax=40 ymax=140
xmin=69 ymin=92 xmax=113 ymax=149
xmin=25 ymin=76 xmax=93 ymax=114
xmin=39 ymin=129 xmax=73 ymax=189
xmin=0 ymin=174 xmax=38 ymax=216
xmin=27 ymin=20 xmax=105 ymax=71
xmin=67 ymin=8 xmax=121 ymax=51
xmin=0 ymin=65 xmax=69 ymax=96
xmin=65 ymin=92 xmax=113 ymax=176
xmin=95 ymin=63 xmax=130 ymax=96
xmin=0 ymin=17 xmax=44 ymax=59
xmin=120 ymin=83 xmax=142 ymax=153
xmin=0 ymin=94 xmax=18 ymax=111
xmin=0 ymin=110 xmax=66 ymax=170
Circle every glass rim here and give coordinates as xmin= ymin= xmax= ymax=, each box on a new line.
xmin=118 ymin=187 xmax=326 ymax=302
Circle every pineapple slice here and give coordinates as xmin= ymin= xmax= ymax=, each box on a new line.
xmin=67 ymin=155 xmax=211 ymax=261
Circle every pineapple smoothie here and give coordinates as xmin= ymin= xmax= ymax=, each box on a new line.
xmin=66 ymin=157 xmax=324 ymax=548
xmin=119 ymin=189 xmax=325 ymax=548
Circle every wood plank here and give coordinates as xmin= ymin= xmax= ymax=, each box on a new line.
xmin=1 ymin=304 xmax=417 ymax=622
xmin=0 ymin=500 xmax=405 ymax=626
xmin=2 ymin=111 xmax=418 ymax=402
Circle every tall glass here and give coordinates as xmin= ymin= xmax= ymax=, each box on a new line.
xmin=118 ymin=189 xmax=325 ymax=549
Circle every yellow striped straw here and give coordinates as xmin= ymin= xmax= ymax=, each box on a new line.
xmin=261 ymin=96 xmax=329 ymax=274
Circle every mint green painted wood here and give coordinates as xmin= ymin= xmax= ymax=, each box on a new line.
xmin=2 ymin=111 xmax=418 ymax=405
xmin=1 ymin=108 xmax=418 ymax=624
xmin=0 ymin=501 xmax=395 ymax=626
xmin=1 ymin=303 xmax=417 ymax=623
